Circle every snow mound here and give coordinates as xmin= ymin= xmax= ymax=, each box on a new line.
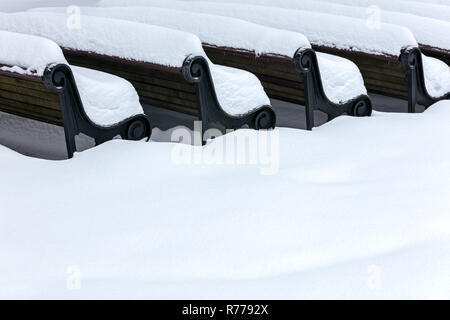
xmin=422 ymin=54 xmax=450 ymax=98
xmin=0 ymin=30 xmax=66 ymax=76
xmin=316 ymin=53 xmax=367 ymax=103
xmin=211 ymin=65 xmax=270 ymax=115
xmin=314 ymin=0 xmax=450 ymax=22
xmin=2 ymin=100 xmax=450 ymax=299
xmin=30 ymin=6 xmax=310 ymax=58
xmin=206 ymin=0 xmax=450 ymax=52
xmin=71 ymin=66 xmax=144 ymax=126
xmin=98 ymin=0 xmax=418 ymax=57
xmin=0 ymin=12 xmax=270 ymax=116
xmin=0 ymin=12 xmax=204 ymax=69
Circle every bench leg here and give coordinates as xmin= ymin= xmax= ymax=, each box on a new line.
xmin=408 ymin=70 xmax=417 ymax=113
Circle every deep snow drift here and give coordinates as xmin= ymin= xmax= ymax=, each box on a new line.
xmin=1 ymin=101 xmax=450 ymax=299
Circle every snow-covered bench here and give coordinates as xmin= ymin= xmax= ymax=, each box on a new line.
xmin=100 ymin=0 xmax=450 ymax=112
xmin=0 ymin=12 xmax=276 ymax=138
xmin=0 ymin=31 xmax=151 ymax=158
xmin=31 ymin=6 xmax=372 ymax=130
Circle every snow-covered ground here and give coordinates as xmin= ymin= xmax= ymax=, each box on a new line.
xmin=1 ymin=0 xmax=450 ymax=300
xmin=1 ymin=100 xmax=450 ymax=299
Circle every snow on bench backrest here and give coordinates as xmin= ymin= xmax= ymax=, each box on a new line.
xmin=0 ymin=30 xmax=67 ymax=76
xmin=30 ymin=6 xmax=311 ymax=59
xmin=99 ymin=0 xmax=418 ymax=58
xmin=0 ymin=12 xmax=205 ymax=70
xmin=192 ymin=0 xmax=450 ymax=53
xmin=303 ymin=0 xmax=450 ymax=21
xmin=31 ymin=6 xmax=369 ymax=105
xmin=0 ymin=11 xmax=271 ymax=117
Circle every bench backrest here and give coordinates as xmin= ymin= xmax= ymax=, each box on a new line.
xmin=194 ymin=0 xmax=450 ymax=55
xmin=32 ymin=6 xmax=311 ymax=59
xmin=0 ymin=30 xmax=67 ymax=76
xmin=98 ymin=0 xmax=418 ymax=58
xmin=0 ymin=12 xmax=206 ymax=71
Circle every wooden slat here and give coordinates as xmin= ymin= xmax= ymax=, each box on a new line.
xmin=0 ymin=97 xmax=62 ymax=125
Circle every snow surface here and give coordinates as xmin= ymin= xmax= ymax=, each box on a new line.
xmin=1 ymin=100 xmax=450 ymax=299
xmin=0 ymin=12 xmax=270 ymax=116
xmin=71 ymin=66 xmax=144 ymax=126
xmin=422 ymin=55 xmax=450 ymax=98
xmin=0 ymin=30 xmax=144 ymax=126
xmin=316 ymin=53 xmax=367 ymax=103
xmin=316 ymin=0 xmax=450 ymax=22
xmin=98 ymin=0 xmax=418 ymax=57
xmin=34 ymin=6 xmax=367 ymax=103
xmin=0 ymin=30 xmax=66 ymax=76
xmin=31 ymin=5 xmax=310 ymax=58
xmin=198 ymin=0 xmax=450 ymax=52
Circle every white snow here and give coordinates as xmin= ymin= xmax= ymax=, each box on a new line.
xmin=0 ymin=12 xmax=205 ymax=69
xmin=198 ymin=0 xmax=450 ymax=52
xmin=422 ymin=55 xmax=450 ymax=98
xmin=211 ymin=65 xmax=270 ymax=115
xmin=1 ymin=100 xmax=450 ymax=299
xmin=316 ymin=53 xmax=367 ymax=103
xmin=310 ymin=0 xmax=450 ymax=22
xmin=0 ymin=11 xmax=270 ymax=116
xmin=0 ymin=30 xmax=66 ymax=76
xmin=71 ymin=66 xmax=144 ymax=126
xmin=98 ymin=0 xmax=418 ymax=57
xmin=31 ymin=6 xmax=310 ymax=58
xmin=33 ymin=6 xmax=367 ymax=104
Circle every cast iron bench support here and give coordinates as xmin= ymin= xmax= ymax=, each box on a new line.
xmin=43 ymin=64 xmax=152 ymax=158
xmin=182 ymin=55 xmax=276 ymax=141
xmin=400 ymin=46 xmax=450 ymax=113
xmin=294 ymin=48 xmax=372 ymax=130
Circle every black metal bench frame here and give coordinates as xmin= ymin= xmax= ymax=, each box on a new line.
xmin=35 ymin=63 xmax=151 ymax=158
xmin=400 ymin=46 xmax=450 ymax=113
xmin=182 ymin=55 xmax=276 ymax=137
xmin=293 ymin=48 xmax=372 ymax=130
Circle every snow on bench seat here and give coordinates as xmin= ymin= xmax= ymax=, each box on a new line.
xmin=33 ymin=5 xmax=368 ymax=106
xmin=0 ymin=30 xmax=144 ymax=127
xmin=422 ymin=54 xmax=450 ymax=98
xmin=0 ymin=12 xmax=270 ymax=118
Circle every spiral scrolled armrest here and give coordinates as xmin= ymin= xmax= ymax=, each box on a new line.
xmin=42 ymin=63 xmax=72 ymax=92
xmin=400 ymin=46 xmax=420 ymax=70
xmin=293 ymin=48 xmax=316 ymax=73
xmin=182 ymin=55 xmax=208 ymax=84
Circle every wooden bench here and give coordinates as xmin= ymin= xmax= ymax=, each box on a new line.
xmin=103 ymin=0 xmax=449 ymax=113
xmin=0 ymin=31 xmax=151 ymax=158
xmin=34 ymin=6 xmax=373 ymax=130
xmin=0 ymin=12 xmax=276 ymax=140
